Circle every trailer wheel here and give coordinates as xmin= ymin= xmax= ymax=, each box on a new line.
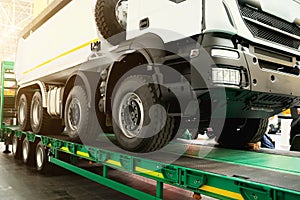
xmin=22 ymin=137 xmax=37 ymax=165
xmin=18 ymin=94 xmax=32 ymax=131
xmin=35 ymin=141 xmax=51 ymax=173
xmin=65 ymin=86 xmax=99 ymax=142
xmin=12 ymin=134 xmax=22 ymax=159
xmin=112 ymin=75 xmax=174 ymax=152
xmin=30 ymin=92 xmax=64 ymax=135
xmin=95 ymin=0 xmax=128 ymax=45
xmin=217 ymin=118 xmax=268 ymax=148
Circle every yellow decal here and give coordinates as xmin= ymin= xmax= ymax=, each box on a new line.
xmin=23 ymin=38 xmax=99 ymax=74
xmin=106 ymin=160 xmax=122 ymax=167
xmin=76 ymin=151 xmax=90 ymax=158
xmin=135 ymin=167 xmax=164 ymax=179
xmin=200 ymin=185 xmax=244 ymax=200
xmin=60 ymin=147 xmax=69 ymax=153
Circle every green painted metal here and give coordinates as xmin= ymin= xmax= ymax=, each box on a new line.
xmin=32 ymin=134 xmax=299 ymax=199
xmin=0 ymin=61 xmax=16 ymax=130
xmin=1 ymin=128 xmax=300 ymax=199
xmin=103 ymin=165 xmax=108 ymax=178
xmin=50 ymin=157 xmax=160 ymax=200
xmin=156 ymin=181 xmax=164 ymax=199
xmin=184 ymin=147 xmax=300 ymax=175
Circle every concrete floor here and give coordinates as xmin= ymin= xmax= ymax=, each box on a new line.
xmin=0 ymin=144 xmax=205 ymax=200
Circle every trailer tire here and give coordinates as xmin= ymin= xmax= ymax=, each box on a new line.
xmin=112 ymin=75 xmax=174 ymax=152
xmin=30 ymin=92 xmax=64 ymax=135
xmin=22 ymin=137 xmax=37 ymax=166
xmin=35 ymin=141 xmax=51 ymax=173
xmin=95 ymin=0 xmax=127 ymax=45
xmin=12 ymin=133 xmax=22 ymax=159
xmin=18 ymin=93 xmax=32 ymax=131
xmin=217 ymin=118 xmax=268 ymax=148
xmin=65 ymin=86 xmax=99 ymax=143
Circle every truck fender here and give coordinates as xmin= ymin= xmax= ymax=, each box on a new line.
xmin=104 ymin=33 xmax=166 ymax=112
xmin=63 ymin=70 xmax=100 ymax=111
xmin=117 ymin=32 xmax=166 ymax=64
xmin=17 ymin=81 xmax=48 ymax=107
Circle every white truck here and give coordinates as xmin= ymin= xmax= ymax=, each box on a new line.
xmin=15 ymin=0 xmax=300 ymax=152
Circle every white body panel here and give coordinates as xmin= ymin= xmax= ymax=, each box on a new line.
xmin=126 ymin=0 xmax=202 ymax=42
xmin=15 ymin=0 xmax=99 ymax=85
xmin=14 ymin=0 xmax=300 ymax=86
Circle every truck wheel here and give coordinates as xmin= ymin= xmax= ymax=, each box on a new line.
xmin=217 ymin=118 xmax=268 ymax=148
xmin=65 ymin=86 xmax=98 ymax=142
xmin=290 ymin=119 xmax=300 ymax=144
xmin=30 ymin=92 xmax=64 ymax=135
xmin=18 ymin=93 xmax=32 ymax=131
xmin=112 ymin=75 xmax=174 ymax=152
xmin=22 ymin=137 xmax=37 ymax=165
xmin=12 ymin=134 xmax=22 ymax=159
xmin=95 ymin=0 xmax=128 ymax=45
xmin=35 ymin=141 xmax=50 ymax=173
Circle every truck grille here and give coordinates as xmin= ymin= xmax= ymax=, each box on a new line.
xmin=248 ymin=94 xmax=294 ymax=110
xmin=239 ymin=5 xmax=300 ymax=50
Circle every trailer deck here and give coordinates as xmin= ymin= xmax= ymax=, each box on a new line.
xmin=1 ymin=127 xmax=299 ymax=200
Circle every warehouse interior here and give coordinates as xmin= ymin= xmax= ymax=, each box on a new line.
xmin=0 ymin=0 xmax=50 ymax=61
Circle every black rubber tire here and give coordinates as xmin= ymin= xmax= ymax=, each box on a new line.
xmin=290 ymin=119 xmax=300 ymax=144
xmin=22 ymin=137 xmax=37 ymax=166
xmin=95 ymin=0 xmax=126 ymax=45
xmin=95 ymin=80 xmax=113 ymax=133
xmin=12 ymin=134 xmax=22 ymax=159
xmin=17 ymin=93 xmax=32 ymax=131
xmin=112 ymin=75 xmax=175 ymax=152
xmin=217 ymin=118 xmax=268 ymax=148
xmin=30 ymin=92 xmax=64 ymax=135
xmin=64 ymin=86 xmax=99 ymax=143
xmin=35 ymin=141 xmax=51 ymax=173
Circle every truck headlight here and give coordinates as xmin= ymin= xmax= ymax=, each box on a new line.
xmin=212 ymin=68 xmax=241 ymax=86
xmin=211 ymin=49 xmax=240 ymax=59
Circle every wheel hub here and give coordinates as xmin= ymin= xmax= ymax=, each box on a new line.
xmin=12 ymin=136 xmax=17 ymax=155
xmin=115 ymin=0 xmax=128 ymax=29
xmin=32 ymin=99 xmax=41 ymax=126
xmin=19 ymin=101 xmax=26 ymax=123
xmin=119 ymin=93 xmax=144 ymax=139
xmin=36 ymin=146 xmax=43 ymax=168
xmin=67 ymin=98 xmax=81 ymax=131
xmin=23 ymin=141 xmax=29 ymax=160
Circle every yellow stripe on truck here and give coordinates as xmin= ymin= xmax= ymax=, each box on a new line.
xmin=135 ymin=167 xmax=164 ymax=179
xmin=200 ymin=185 xmax=244 ymax=200
xmin=23 ymin=38 xmax=99 ymax=75
xmin=76 ymin=151 xmax=90 ymax=158
xmin=60 ymin=147 xmax=69 ymax=153
xmin=106 ymin=160 xmax=122 ymax=167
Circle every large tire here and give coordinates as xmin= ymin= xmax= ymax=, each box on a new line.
xmin=95 ymin=79 xmax=113 ymax=133
xmin=95 ymin=0 xmax=127 ymax=45
xmin=17 ymin=93 xmax=32 ymax=131
xmin=112 ymin=75 xmax=175 ymax=152
xmin=217 ymin=118 xmax=268 ymax=148
xmin=22 ymin=137 xmax=37 ymax=165
xmin=64 ymin=86 xmax=99 ymax=143
xmin=30 ymin=92 xmax=64 ymax=135
xmin=290 ymin=119 xmax=300 ymax=144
